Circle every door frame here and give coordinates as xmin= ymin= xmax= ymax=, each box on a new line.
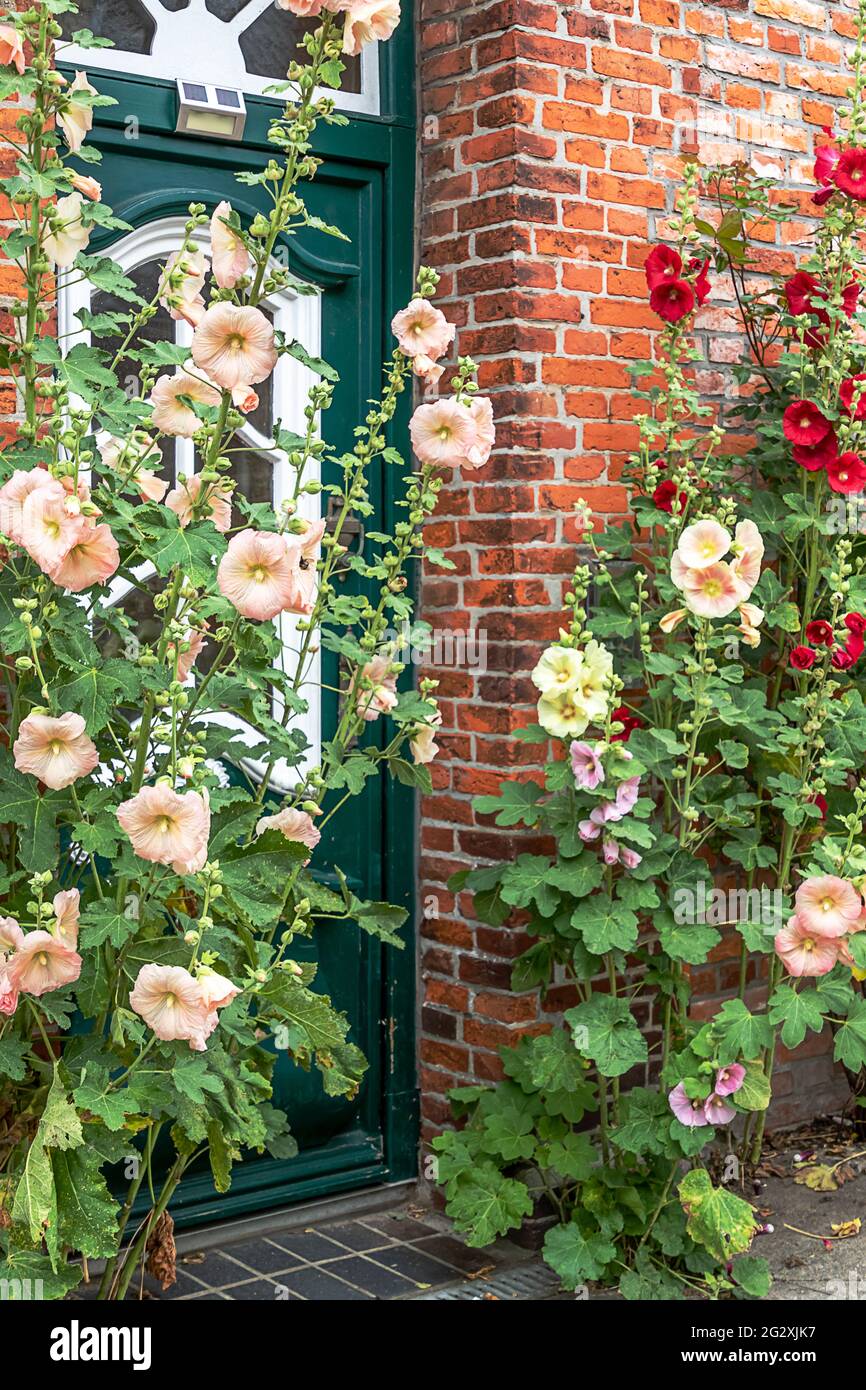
xmin=59 ymin=18 xmax=419 ymax=1226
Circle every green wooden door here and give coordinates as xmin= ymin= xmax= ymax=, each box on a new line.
xmin=59 ymin=3 xmax=418 ymax=1226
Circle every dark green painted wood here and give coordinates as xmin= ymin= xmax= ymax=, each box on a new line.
xmin=62 ymin=16 xmax=419 ymax=1224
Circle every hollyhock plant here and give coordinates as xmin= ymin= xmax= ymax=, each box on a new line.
xmin=774 ymin=917 xmax=840 ymax=977
xmin=715 ymin=1064 xmax=746 ymax=1097
xmin=668 ymin=1083 xmax=710 ymax=1128
xmin=117 ymin=786 xmax=210 ymax=875
xmin=217 ymin=528 xmax=300 ymax=621
xmin=210 ymin=201 xmax=250 ymax=289
xmin=191 ymin=303 xmax=278 ymax=390
xmin=7 ymin=931 xmax=82 ymax=997
xmin=650 ymin=277 xmax=695 ymax=323
xmin=13 ymin=711 xmax=99 ymax=790
xmin=782 ymin=400 xmax=832 ymax=446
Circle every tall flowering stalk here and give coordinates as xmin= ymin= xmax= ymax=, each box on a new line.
xmin=435 ymin=0 xmax=866 ymax=1301
xmin=0 ymin=1 xmax=491 ymax=1300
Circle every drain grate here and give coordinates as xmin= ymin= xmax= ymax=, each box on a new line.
xmin=411 ymin=1261 xmax=562 ymax=1300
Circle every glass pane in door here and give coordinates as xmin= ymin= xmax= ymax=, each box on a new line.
xmin=60 ymin=1 xmax=157 ymax=51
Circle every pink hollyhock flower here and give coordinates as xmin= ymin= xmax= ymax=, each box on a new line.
xmin=790 ymin=644 xmax=816 ymax=671
xmin=668 ymin=1082 xmax=710 ymax=1129
xmin=353 ymin=654 xmax=399 ymax=721
xmin=19 ymin=480 xmax=87 ymax=573
xmin=793 ymin=430 xmax=839 ymax=472
xmin=256 ymin=806 xmax=322 ymax=862
xmin=410 ymin=713 xmax=442 ymax=766
xmin=158 ymin=247 xmax=208 ymax=327
xmin=715 ymin=1063 xmax=746 ymax=1097
xmin=283 ymin=517 xmax=327 ymax=616
xmin=0 ymin=24 xmax=25 ymax=75
xmin=343 ymin=0 xmax=401 ymax=57
xmin=7 ymin=930 xmax=82 ymax=997
xmin=277 ymin=0 xmax=324 ymax=13
xmin=49 ymin=522 xmax=120 ymax=591
xmin=704 ymin=1093 xmax=737 ymax=1125
xmin=659 ymin=607 xmax=688 ymax=633
xmin=600 ymin=838 xmax=643 ymax=869
xmin=165 ymin=473 xmax=233 ymax=533
xmin=52 ymin=889 xmax=80 ymax=949
xmin=231 ymin=383 xmax=259 ymax=414
xmin=217 ymin=529 xmax=299 ymax=621
xmin=0 ymin=917 xmax=23 ymax=953
xmin=463 ymin=396 xmax=496 ymax=470
xmin=827 ymin=452 xmax=866 ymax=495
xmin=0 ymin=964 xmax=17 ymax=1016
xmin=729 ymin=519 xmax=764 ymax=591
xmin=680 ymin=561 xmax=747 ymax=619
xmin=196 ymin=967 xmax=242 ymax=1013
xmin=13 ymin=711 xmax=98 ymax=790
xmin=650 ymin=278 xmax=695 ymax=322
xmin=0 ymin=918 xmax=21 ymax=1016
xmin=0 ymin=467 xmax=53 ymax=544
xmin=644 ymin=245 xmax=682 ymax=289
xmin=117 ymin=785 xmax=210 ymax=876
xmin=570 ymin=740 xmax=604 ymax=790
xmin=173 ymin=626 xmax=208 ymax=682
xmin=149 ymin=368 xmax=222 ymax=437
xmin=129 ymin=963 xmax=213 ymax=1051
xmin=410 ymin=398 xmax=477 ymax=468
xmin=601 ymin=838 xmax=620 ymax=866
xmin=782 ymin=399 xmax=832 ymax=446
xmin=579 ymin=819 xmax=601 ymax=842
xmin=191 ymin=303 xmax=277 ymax=390
xmin=58 ymin=71 xmax=97 ymax=154
xmin=210 ymin=200 xmax=250 ymax=289
xmin=833 ymin=147 xmax=866 ymax=199
xmin=391 ymin=297 xmax=455 ymax=362
xmin=795 ymin=875 xmax=863 ymax=936
xmin=775 ymin=915 xmax=840 ymax=977
xmin=677 ymin=519 xmax=731 ymax=570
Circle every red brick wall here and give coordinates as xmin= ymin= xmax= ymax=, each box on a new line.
xmin=416 ymin=0 xmax=856 ymax=1143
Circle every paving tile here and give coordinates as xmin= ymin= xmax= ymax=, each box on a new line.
xmin=319 ymin=1221 xmax=397 ymax=1253
xmin=223 ymin=1278 xmax=298 ymax=1301
xmin=277 ymin=1265 xmax=374 ymax=1300
xmin=362 ymin=1215 xmax=439 ymax=1242
xmin=215 ymin=1239 xmax=300 ymax=1276
xmin=156 ymin=1270 xmax=212 ymax=1300
xmin=268 ymin=1230 xmax=348 ymax=1263
xmin=324 ymin=1254 xmax=417 ymax=1299
xmin=177 ymin=1250 xmax=255 ymax=1286
xmin=414 ymin=1234 xmax=497 ymax=1275
xmin=366 ymin=1245 xmax=457 ymax=1287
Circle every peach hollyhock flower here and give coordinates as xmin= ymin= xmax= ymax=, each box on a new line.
xmin=353 ymin=654 xmax=399 ymax=721
xmin=676 ymin=519 xmax=731 ymax=570
xmin=0 ymin=467 xmax=53 ymax=544
xmin=117 ymin=785 xmax=210 ymax=876
xmin=0 ymin=917 xmax=22 ymax=1017
xmin=411 ymin=712 xmax=442 ymax=766
xmin=794 ymin=874 xmax=863 ymax=936
xmin=218 ymin=529 xmax=300 ymax=621
xmin=391 ymin=297 xmax=455 ymax=362
xmin=410 ymin=398 xmax=477 ymax=468
xmin=775 ymin=915 xmax=840 ymax=977
xmin=50 ymin=522 xmax=120 ymax=592
xmin=738 ymin=601 xmax=765 ymax=648
xmin=159 ymin=247 xmax=208 ymax=328
xmin=70 ymin=172 xmax=101 ymax=202
xmin=58 ymin=71 xmax=97 ymax=153
xmin=730 ymin=519 xmax=764 ymax=592
xmin=283 ymin=517 xmax=327 ymax=616
xmin=256 ymin=806 xmax=322 ymax=861
xmin=43 ymin=191 xmax=92 ymax=270
xmin=0 ymin=917 xmax=24 ymax=953
xmin=174 ymin=626 xmax=208 ymax=682
xmin=462 ymin=397 xmax=496 ymax=470
xmin=210 ymin=201 xmax=250 ymax=289
xmin=129 ymin=963 xmax=213 ymax=1051
xmin=343 ymin=0 xmax=401 ymax=56
xmin=149 ymin=368 xmax=221 ymax=438
xmin=659 ymin=608 xmax=688 ymax=633
xmin=165 ymin=473 xmax=233 ymax=533
xmin=231 ymin=383 xmax=259 ymax=414
xmin=51 ymin=890 xmax=80 ymax=949
xmin=191 ymin=303 xmax=277 ymax=391
xmin=277 ymin=0 xmax=324 ymax=12
xmin=7 ymin=930 xmax=82 ymax=998
xmin=0 ymin=25 xmax=25 ymax=75
xmin=13 ymin=712 xmax=99 ymax=790
xmin=679 ymin=562 xmax=747 ymax=619
xmin=0 ymin=964 xmax=18 ymax=1017
xmin=196 ymin=966 xmax=241 ymax=1018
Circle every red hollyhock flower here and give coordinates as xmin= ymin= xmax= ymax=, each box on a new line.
xmin=840 ymin=374 xmax=866 ymax=418
xmin=784 ymin=270 xmax=821 ymax=315
xmin=813 ymin=793 xmax=828 ymax=819
xmin=842 ymin=281 xmax=861 ymax=317
xmin=650 ymin=279 xmax=695 ymax=323
xmin=793 ymin=428 xmax=838 ymax=472
xmin=827 ymin=451 xmax=866 ymax=494
xmin=832 ymin=646 xmax=856 ymax=671
xmin=782 ymin=399 xmax=832 ymax=446
xmin=790 ymin=645 xmax=816 ymax=670
xmin=644 ymin=245 xmax=682 ymax=290
xmin=687 ymin=257 xmax=711 ymax=306
xmin=610 ymin=706 xmax=643 ymax=742
xmin=815 ymin=129 xmax=840 ymax=185
xmin=805 ymin=619 xmax=835 ymax=646
xmin=652 ymin=479 xmax=688 ymax=513
xmin=845 ymin=612 xmax=866 ymax=638
xmin=833 ymin=147 xmax=866 ymax=199
xmin=813 ymin=186 xmax=836 ymax=208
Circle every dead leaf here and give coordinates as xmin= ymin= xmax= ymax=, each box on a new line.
xmin=830 ymin=1218 xmax=861 ymax=1239
xmin=145 ymin=1210 xmax=177 ymax=1291
xmin=793 ymin=1164 xmax=839 ymax=1191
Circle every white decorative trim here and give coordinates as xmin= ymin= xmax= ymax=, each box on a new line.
xmin=60 ymin=214 xmax=323 ymax=793
xmin=61 ymin=0 xmax=381 ymax=116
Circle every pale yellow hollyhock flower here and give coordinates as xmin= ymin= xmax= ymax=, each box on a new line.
xmin=531 ymin=644 xmax=583 ymax=696
xmin=43 ymin=192 xmax=91 ymax=269
xmin=58 ymin=71 xmax=97 ymax=153
xmin=571 ymin=639 xmax=613 ymax=722
xmin=537 ymin=690 xmax=591 ymax=740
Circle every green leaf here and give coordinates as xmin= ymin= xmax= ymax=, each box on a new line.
xmin=11 ymin=1139 xmax=56 ymax=1256
xmin=538 ymin=1130 xmax=596 ymax=1181
xmin=731 ymin=1254 xmax=772 ymax=1299
xmin=543 ymin=1220 xmax=617 ymax=1289
xmin=74 ymin=1064 xmax=141 ymax=1131
xmin=51 ymin=1135 xmax=120 ymax=1261
xmin=833 ymin=997 xmax=866 ymax=1070
xmin=0 ymin=751 xmax=65 ymax=869
xmin=566 ymin=996 xmax=648 ymax=1079
xmin=0 ymin=1249 xmax=80 ymax=1301
xmin=678 ymin=1169 xmax=757 ymax=1261
xmin=713 ymin=998 xmax=773 ymax=1064
xmin=281 ymin=338 xmax=339 ymax=382
xmin=571 ymin=900 xmax=638 ymax=954
xmin=718 ymin=740 xmax=749 ymax=768
xmin=80 ymin=903 xmax=140 ymax=951
xmin=609 ymin=1087 xmax=670 ymax=1157
xmin=0 ymin=1037 xmax=28 ymax=1081
xmin=547 ymin=857 xmax=604 ymax=898
xmin=656 ymin=910 xmax=721 ymax=964
xmin=446 ymin=1164 xmax=533 ymax=1247
xmin=767 ymin=984 xmax=825 ymax=1049
xmin=500 ymin=855 xmax=560 ymax=916
xmin=734 ymin=1061 xmax=771 ymax=1112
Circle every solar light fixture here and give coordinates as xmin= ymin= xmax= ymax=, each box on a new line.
xmin=175 ymin=80 xmax=246 ymax=141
